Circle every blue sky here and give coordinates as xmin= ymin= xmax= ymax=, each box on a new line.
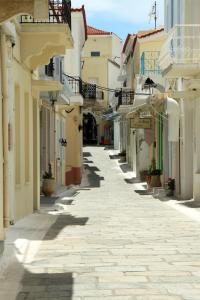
xmin=72 ymin=0 xmax=164 ymax=41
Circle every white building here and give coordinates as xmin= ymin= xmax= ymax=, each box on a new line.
xmin=160 ymin=0 xmax=200 ymax=199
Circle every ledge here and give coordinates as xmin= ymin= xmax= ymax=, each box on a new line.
xmin=0 ymin=0 xmax=48 ymax=23
xmin=32 ymin=80 xmax=63 ymax=92
xmin=20 ymin=23 xmax=73 ymax=69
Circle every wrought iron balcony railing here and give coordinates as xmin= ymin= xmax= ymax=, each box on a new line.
xmin=20 ymin=0 xmax=71 ymax=29
xmin=64 ymin=74 xmax=104 ymax=100
xmin=159 ymin=25 xmax=200 ymax=71
xmin=140 ymin=51 xmax=161 ymax=76
xmin=115 ymin=89 xmax=135 ymax=107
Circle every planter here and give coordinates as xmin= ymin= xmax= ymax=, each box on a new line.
xmin=42 ymin=178 xmax=56 ymax=196
xmin=150 ymin=175 xmax=161 ymax=188
xmin=140 ymin=170 xmax=148 ymax=182
xmin=145 ymin=175 xmax=151 ymax=189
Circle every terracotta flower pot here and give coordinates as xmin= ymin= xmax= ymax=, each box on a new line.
xmin=150 ymin=175 xmax=161 ymax=188
xmin=42 ymin=178 xmax=56 ymax=196
xmin=145 ymin=175 xmax=151 ymax=189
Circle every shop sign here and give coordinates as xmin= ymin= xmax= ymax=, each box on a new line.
xmin=140 ymin=111 xmax=152 ymax=118
xmin=130 ymin=117 xmax=151 ymax=129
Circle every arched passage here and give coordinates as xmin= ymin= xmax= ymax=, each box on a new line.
xmin=83 ymin=113 xmax=97 ymax=145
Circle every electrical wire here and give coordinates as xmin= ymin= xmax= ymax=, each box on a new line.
xmin=63 ymin=73 xmax=152 ymax=96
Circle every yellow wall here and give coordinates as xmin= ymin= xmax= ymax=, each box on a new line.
xmin=82 ymin=35 xmax=113 ymax=105
xmin=65 ymin=105 xmax=82 ymax=171
xmin=13 ymin=56 xmax=34 ymax=220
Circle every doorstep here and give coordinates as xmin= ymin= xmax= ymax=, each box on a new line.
xmin=0 ymin=212 xmax=57 ymax=275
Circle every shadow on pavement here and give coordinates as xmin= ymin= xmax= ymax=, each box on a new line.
xmin=40 ymin=196 xmax=59 ymax=206
xmin=124 ymin=178 xmax=141 ymax=184
xmin=59 ymin=199 xmax=74 ymax=205
xmin=109 ymin=154 xmax=121 ymax=160
xmin=81 ymin=163 xmax=104 ymax=188
xmin=135 ymin=189 xmax=154 ymax=196
xmin=104 ymin=145 xmax=114 ymax=150
xmin=83 ymin=151 xmax=92 ymax=157
xmin=16 ymin=270 xmax=73 ymax=300
xmin=179 ymin=200 xmax=200 ymax=208
xmin=120 ymin=163 xmax=133 ymax=173
xmin=44 ymin=214 xmax=89 ymax=240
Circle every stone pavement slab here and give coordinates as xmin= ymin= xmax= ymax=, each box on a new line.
xmin=1 ymin=146 xmax=200 ymax=299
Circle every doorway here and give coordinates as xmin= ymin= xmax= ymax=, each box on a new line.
xmin=83 ymin=113 xmax=97 ymax=145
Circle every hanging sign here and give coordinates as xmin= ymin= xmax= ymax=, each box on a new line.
xmin=130 ymin=117 xmax=152 ymax=129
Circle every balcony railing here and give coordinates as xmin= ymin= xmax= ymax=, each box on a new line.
xmin=64 ymin=74 xmax=104 ymax=101
xmin=159 ymin=25 xmax=200 ymax=71
xmin=140 ymin=51 xmax=161 ymax=76
xmin=20 ymin=0 xmax=71 ymax=29
xmin=115 ymin=89 xmax=135 ymax=107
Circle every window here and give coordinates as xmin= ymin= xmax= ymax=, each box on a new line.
xmin=91 ymin=51 xmax=100 ymax=57
xmin=45 ymin=58 xmax=54 ymax=77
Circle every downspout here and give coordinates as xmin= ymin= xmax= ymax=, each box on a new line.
xmin=0 ymin=32 xmax=9 ymax=227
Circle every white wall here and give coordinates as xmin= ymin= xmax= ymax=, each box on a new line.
xmin=111 ymin=34 xmax=123 ymax=65
xmin=165 ymin=0 xmax=200 ymax=31
xmin=114 ymin=119 xmax=120 ymax=150
xmin=108 ymin=60 xmax=120 ymax=104
xmin=65 ymin=12 xmax=85 ymax=77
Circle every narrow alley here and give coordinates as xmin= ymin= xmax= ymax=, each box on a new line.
xmin=1 ymin=147 xmax=200 ymax=300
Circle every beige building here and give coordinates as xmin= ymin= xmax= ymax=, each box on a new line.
xmin=117 ymin=28 xmax=166 ymax=180
xmin=81 ymin=26 xmax=122 ymax=145
xmin=64 ymin=6 xmax=87 ymax=186
xmin=0 ymin=1 xmax=73 ymax=247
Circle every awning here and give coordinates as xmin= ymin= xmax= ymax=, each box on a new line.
xmin=125 ymin=94 xmax=151 ymax=118
xmin=102 ymin=112 xmax=120 ymax=121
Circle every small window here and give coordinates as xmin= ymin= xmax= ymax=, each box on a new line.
xmin=91 ymin=51 xmax=100 ymax=57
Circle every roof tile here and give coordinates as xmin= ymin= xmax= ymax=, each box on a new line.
xmin=87 ymin=25 xmax=111 ymax=35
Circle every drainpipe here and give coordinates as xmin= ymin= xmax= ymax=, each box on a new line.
xmin=166 ymin=97 xmax=180 ymax=142
xmin=1 ymin=32 xmax=9 ymax=227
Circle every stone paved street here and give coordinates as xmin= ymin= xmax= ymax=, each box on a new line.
xmin=2 ymin=146 xmax=200 ymax=300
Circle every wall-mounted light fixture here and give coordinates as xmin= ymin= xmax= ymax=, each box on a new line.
xmin=59 ymin=138 xmax=67 ymax=147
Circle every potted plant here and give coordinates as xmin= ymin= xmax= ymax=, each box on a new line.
xmin=145 ymin=166 xmax=152 ymax=188
xmin=42 ymin=163 xmax=56 ymax=196
xmin=166 ymin=178 xmax=175 ymax=196
xmin=140 ymin=170 xmax=149 ymax=182
xmin=150 ymin=168 xmax=162 ymax=187
xmin=146 ymin=158 xmax=162 ymax=188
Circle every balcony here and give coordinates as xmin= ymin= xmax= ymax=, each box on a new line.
xmin=0 ymin=0 xmax=48 ymax=23
xmin=159 ymin=25 xmax=200 ymax=77
xmin=33 ymin=56 xmax=64 ymax=92
xmin=116 ymin=88 xmax=134 ymax=107
xmin=65 ymin=75 xmax=105 ymax=106
xmin=140 ymin=51 xmax=161 ymax=76
xmin=20 ymin=0 xmax=73 ymax=70
xmin=20 ymin=0 xmax=71 ymax=28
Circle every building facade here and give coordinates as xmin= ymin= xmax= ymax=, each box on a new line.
xmin=160 ymin=0 xmax=200 ymax=199
xmin=117 ymin=28 xmax=166 ymax=181
xmin=81 ymin=26 xmax=122 ymax=145
xmin=0 ymin=1 xmax=73 ymax=247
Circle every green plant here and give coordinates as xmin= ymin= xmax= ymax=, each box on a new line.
xmin=167 ymin=178 xmax=175 ymax=191
xmin=43 ymin=163 xmax=54 ymax=179
xmin=151 ymin=169 xmax=162 ymax=176
xmin=147 ymin=158 xmax=162 ymax=176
